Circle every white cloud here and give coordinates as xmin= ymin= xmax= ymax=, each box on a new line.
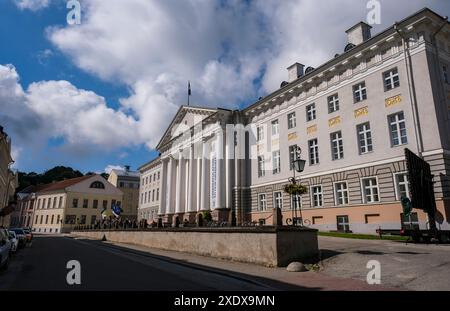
xmin=14 ymin=0 xmax=50 ymax=11
xmin=0 ymin=64 xmax=140 ymax=165
xmin=104 ymin=165 xmax=124 ymax=174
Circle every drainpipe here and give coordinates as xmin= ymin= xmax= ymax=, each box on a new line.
xmin=394 ymin=23 xmax=424 ymax=157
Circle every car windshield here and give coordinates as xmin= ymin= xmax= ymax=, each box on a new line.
xmin=9 ymin=232 xmax=16 ymax=238
xmin=11 ymin=228 xmax=25 ymax=234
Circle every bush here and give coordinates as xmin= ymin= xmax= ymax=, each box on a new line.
xmin=202 ymin=211 xmax=212 ymax=222
xmin=283 ymin=184 xmax=308 ymax=195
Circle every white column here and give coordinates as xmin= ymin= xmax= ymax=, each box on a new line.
xmin=196 ymin=144 xmax=202 ymax=212
xmin=187 ymin=145 xmax=195 ymax=212
xmin=225 ymin=128 xmax=234 ymax=209
xmin=158 ymin=159 xmax=166 ymax=215
xmin=200 ymin=140 xmax=209 ymax=211
xmin=175 ymin=153 xmax=185 ymax=214
xmin=165 ymin=157 xmax=173 ymax=214
xmin=215 ymin=132 xmax=224 ymax=209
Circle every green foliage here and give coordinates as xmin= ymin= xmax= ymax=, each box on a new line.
xmin=17 ymin=166 xmax=83 ymax=192
xmin=202 ymin=210 xmax=212 ymax=222
xmin=283 ymin=183 xmax=308 ymax=195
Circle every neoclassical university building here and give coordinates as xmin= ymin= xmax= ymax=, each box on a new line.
xmin=138 ymin=8 xmax=450 ymax=234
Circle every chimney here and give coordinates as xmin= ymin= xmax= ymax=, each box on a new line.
xmin=346 ymin=22 xmax=372 ymax=46
xmin=287 ymin=63 xmax=305 ymax=82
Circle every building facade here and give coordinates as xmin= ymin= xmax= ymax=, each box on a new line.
xmin=0 ymin=126 xmax=18 ymax=228
xmin=108 ymin=167 xmax=140 ymax=220
xmin=138 ymin=158 xmax=162 ymax=223
xmin=31 ymin=175 xmax=123 ymax=234
xmin=142 ymin=8 xmax=450 ymax=234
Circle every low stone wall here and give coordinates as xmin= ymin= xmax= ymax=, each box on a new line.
xmin=72 ymin=227 xmax=318 ymax=267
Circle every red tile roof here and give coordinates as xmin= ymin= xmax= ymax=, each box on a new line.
xmin=37 ymin=175 xmax=93 ymax=193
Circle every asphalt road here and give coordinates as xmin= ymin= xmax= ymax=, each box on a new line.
xmin=0 ymin=235 xmax=289 ymax=291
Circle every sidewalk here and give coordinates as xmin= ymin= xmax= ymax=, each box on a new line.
xmin=74 ymin=235 xmax=394 ymax=291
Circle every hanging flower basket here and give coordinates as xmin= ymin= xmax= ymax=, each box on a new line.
xmin=283 ymin=184 xmax=308 ymax=195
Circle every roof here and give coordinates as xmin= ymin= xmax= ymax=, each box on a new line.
xmin=110 ymin=169 xmax=140 ymax=178
xmin=242 ymin=7 xmax=449 ymax=115
xmin=37 ymin=175 xmax=93 ymax=193
xmin=138 ymin=156 xmax=161 ymax=171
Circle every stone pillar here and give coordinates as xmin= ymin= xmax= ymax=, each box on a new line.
xmin=165 ymin=157 xmax=173 ymax=216
xmin=215 ymin=132 xmax=223 ymax=209
xmin=187 ymin=145 xmax=195 ymax=212
xmin=158 ymin=159 xmax=166 ymax=216
xmin=196 ymin=144 xmax=202 ymax=212
xmin=200 ymin=140 xmax=209 ymax=211
xmin=175 ymin=153 xmax=185 ymax=214
xmin=225 ymin=128 xmax=233 ymax=209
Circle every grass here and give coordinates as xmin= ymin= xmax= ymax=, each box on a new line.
xmin=318 ymin=231 xmax=409 ymax=241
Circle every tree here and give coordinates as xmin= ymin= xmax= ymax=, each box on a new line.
xmin=17 ymin=166 xmax=84 ymax=192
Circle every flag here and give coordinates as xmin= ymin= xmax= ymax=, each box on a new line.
xmin=112 ymin=203 xmax=123 ymax=218
xmin=188 ymin=81 xmax=191 ymax=96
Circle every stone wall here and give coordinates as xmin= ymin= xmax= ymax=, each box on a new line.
xmin=72 ymin=227 xmax=318 ymax=267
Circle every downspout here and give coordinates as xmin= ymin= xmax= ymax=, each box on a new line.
xmin=394 ymin=23 xmax=424 ymax=157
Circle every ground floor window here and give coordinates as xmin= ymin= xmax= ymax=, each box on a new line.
xmin=274 ymin=192 xmax=283 ymax=209
xmin=258 ymin=194 xmax=267 ymax=211
xmin=337 ymin=215 xmax=350 ymax=232
xmin=311 ymin=186 xmax=323 ymax=207
xmin=401 ymin=212 xmax=419 ymax=230
xmin=291 ymin=194 xmax=302 ymax=210
xmin=65 ymin=215 xmax=76 ymax=224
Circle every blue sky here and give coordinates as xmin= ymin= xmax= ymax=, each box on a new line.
xmin=0 ymin=0 xmax=449 ymax=174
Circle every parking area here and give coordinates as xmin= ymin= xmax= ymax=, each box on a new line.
xmin=318 ymin=236 xmax=450 ymax=290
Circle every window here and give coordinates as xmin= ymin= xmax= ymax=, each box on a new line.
xmin=257 ymin=126 xmax=264 ymax=142
xmin=357 ymin=122 xmax=373 ymax=154
xmin=40 ymin=215 xmax=43 ymax=224
xmin=308 ymin=139 xmax=319 ymax=165
xmin=330 ymin=131 xmax=344 ymax=160
xmin=271 ymin=120 xmax=279 ymax=136
xmin=335 ymin=182 xmax=349 ymax=205
xmin=52 ymin=197 xmax=57 ymax=208
xmin=389 ymin=112 xmax=407 ymax=146
xmin=328 ymin=94 xmax=339 ymax=113
xmin=119 ymin=182 xmax=124 ymax=187
xmin=274 ymin=192 xmax=283 ymax=209
xmin=149 ymin=175 xmax=152 ymax=183
xmin=47 ymin=198 xmax=51 ymax=209
xmin=102 ymin=200 xmax=108 ymax=210
xmin=57 ymin=215 xmax=60 ymax=224
xmin=384 ymin=68 xmax=400 ymax=90
xmin=37 ymin=199 xmax=41 ymax=209
xmin=401 ymin=212 xmax=419 ymax=230
xmin=83 ymin=199 xmax=88 ymax=209
xmin=291 ymin=194 xmax=301 ymax=210
xmin=272 ymin=150 xmax=281 ymax=174
xmin=42 ymin=198 xmax=46 ymax=209
xmin=51 ymin=215 xmax=54 ymax=224
xmin=58 ymin=197 xmax=63 ymax=208
xmin=287 ymin=112 xmax=297 ymax=129
xmin=156 ymin=189 xmax=160 ymax=201
xmin=45 ymin=215 xmax=49 ymax=224
xmin=258 ymin=156 xmax=265 ymax=178
xmin=443 ymin=65 xmax=449 ymax=84
xmin=395 ymin=173 xmax=410 ymax=200
xmin=311 ymin=186 xmax=323 ymax=207
xmin=80 ymin=215 xmax=86 ymax=225
xmin=158 ymin=172 xmax=160 ymax=180
xmin=72 ymin=198 xmax=78 ymax=208
xmin=65 ymin=215 xmax=76 ymax=225
xmin=337 ymin=216 xmax=350 ymax=232
xmin=258 ymin=194 xmax=267 ymax=211
xmin=362 ymin=178 xmax=379 ymax=203
xmin=35 ymin=215 xmax=38 ymax=224
xmin=289 ymin=145 xmax=298 ymax=171
xmin=152 ymin=190 xmax=155 ymax=201
xmin=90 ymin=181 xmax=105 ymax=189
xmin=91 ymin=215 xmax=97 ymax=225
xmin=93 ymin=199 xmax=99 ymax=209
xmin=306 ymin=103 xmax=316 ymax=121
xmin=353 ymin=82 xmax=367 ymax=102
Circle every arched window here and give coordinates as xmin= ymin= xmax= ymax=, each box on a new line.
xmin=90 ymin=181 xmax=105 ymax=189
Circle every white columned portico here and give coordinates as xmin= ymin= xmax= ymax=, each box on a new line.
xmin=175 ymin=152 xmax=185 ymax=214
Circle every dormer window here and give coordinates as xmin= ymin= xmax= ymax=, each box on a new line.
xmin=90 ymin=181 xmax=105 ymax=189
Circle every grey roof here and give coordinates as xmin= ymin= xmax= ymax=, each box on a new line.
xmin=111 ymin=169 xmax=140 ymax=178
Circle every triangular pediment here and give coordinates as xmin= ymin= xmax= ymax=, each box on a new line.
xmin=156 ymin=105 xmax=217 ymax=150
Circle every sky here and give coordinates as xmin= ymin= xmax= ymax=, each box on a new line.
xmin=0 ymin=0 xmax=449 ymax=175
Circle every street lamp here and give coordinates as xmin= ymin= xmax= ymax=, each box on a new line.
xmin=290 ymin=147 xmax=306 ymax=226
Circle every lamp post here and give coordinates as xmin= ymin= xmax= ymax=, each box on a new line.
xmin=290 ymin=147 xmax=306 ymax=226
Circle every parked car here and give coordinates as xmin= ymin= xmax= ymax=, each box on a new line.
xmin=9 ymin=228 xmax=27 ymax=248
xmin=8 ymin=231 xmax=19 ymax=253
xmin=23 ymin=228 xmax=33 ymax=243
xmin=0 ymin=228 xmax=12 ymax=270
